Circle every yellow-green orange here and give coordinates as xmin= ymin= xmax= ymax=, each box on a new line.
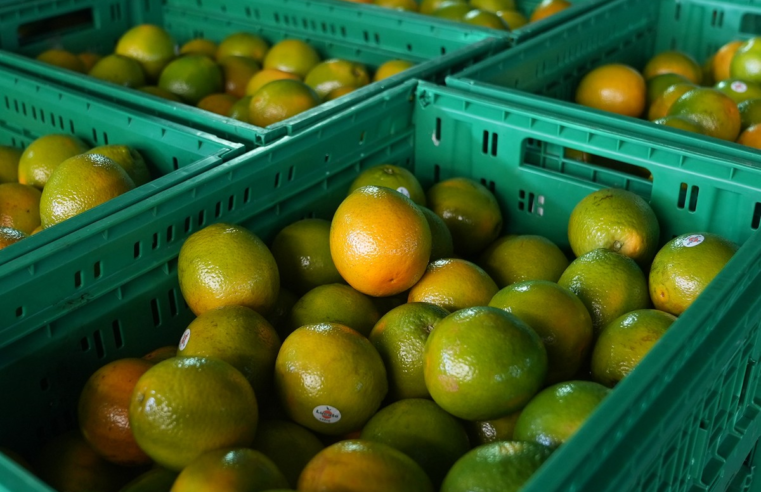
xmin=305 ymin=59 xmax=370 ymax=99
xmin=424 ymin=306 xmax=547 ymax=420
xmin=369 ymin=302 xmax=449 ymax=400
xmin=463 ymin=10 xmax=509 ymax=29
xmin=420 ymin=206 xmax=455 ymax=261
xmin=248 ymin=79 xmax=320 ymax=127
xmin=646 ymin=73 xmax=691 ymax=105
xmin=470 ymin=0 xmax=516 ymax=12
xmin=228 ymin=95 xmax=252 ymax=121
xmin=348 ymin=164 xmax=426 ymax=206
xmin=568 ymin=187 xmax=660 ymax=267
xmin=289 ymin=283 xmax=380 ymax=337
xmin=654 ymin=115 xmax=704 ymax=134
xmin=648 ymin=82 xmax=697 ymax=121
xmin=0 ymin=146 xmax=21 ymax=183
xmin=514 ymin=380 xmax=610 ymax=447
xmin=420 ymin=0 xmax=465 ymax=15
xmin=361 ymin=399 xmax=470 ymax=486
xmin=88 ymin=54 xmax=146 ymax=88
xmin=298 ymin=440 xmax=433 ymax=492
xmin=643 ymin=51 xmax=702 ymax=84
xmin=158 ymin=55 xmax=224 ymax=105
xmin=129 ymin=357 xmax=258 ymax=471
xmin=86 ymin=145 xmax=150 ymax=186
xmin=137 ymin=86 xmax=183 ymax=102
xmin=408 ymin=258 xmax=498 ymax=312
xmin=558 ymin=248 xmax=650 ymax=335
xmin=264 ymin=39 xmax=321 ymax=79
xmin=739 ymin=98 xmax=761 ymax=130
xmin=530 ymin=0 xmax=571 ymax=23
xmin=713 ymin=40 xmax=744 ymax=82
xmin=730 ymin=37 xmax=761 ymax=84
xmin=177 ymin=222 xmax=279 ymax=316
xmin=36 ymin=49 xmax=86 ymax=73
xmin=245 ymin=69 xmax=301 ymax=95
xmin=18 ymin=134 xmax=89 ymax=190
xmin=0 ymin=183 xmax=41 ymax=234
xmin=479 ymin=235 xmax=569 ymax=287
xmin=271 ymin=218 xmax=343 ymax=294
xmin=216 ymin=32 xmax=270 ymax=64
xmin=715 ymin=78 xmax=761 ymax=104
xmin=220 ymin=56 xmax=261 ymax=98
xmin=177 ymin=305 xmax=281 ymax=395
xmin=115 ymin=24 xmax=175 ymax=80
xmin=649 ymin=232 xmax=738 ymax=316
xmin=668 ymin=87 xmax=741 ymax=141
xmin=426 ymin=177 xmax=503 ymax=257
xmin=274 ymin=323 xmax=387 ymax=435
xmin=180 ymin=38 xmax=218 ymax=58
xmin=464 ymin=411 xmax=522 ymax=446
xmin=374 ymin=60 xmax=415 ymax=82
xmin=252 ymin=420 xmax=324 ymax=488
xmin=40 ymin=154 xmax=135 ymax=228
xmin=171 ymin=448 xmax=288 ymax=492
xmin=498 ymin=10 xmax=528 ymax=30
xmin=489 ymin=280 xmax=593 ymax=384
xmin=591 ymin=309 xmax=676 ymax=387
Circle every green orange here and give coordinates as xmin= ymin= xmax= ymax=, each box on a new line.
xmin=252 ymin=420 xmax=324 ymax=488
xmin=248 ymin=79 xmax=321 ymax=127
xmin=667 ymin=87 xmax=741 ymax=141
xmin=288 ymin=283 xmax=381 ymax=337
xmin=730 ymin=37 xmax=761 ymax=84
xmin=171 ymin=448 xmax=288 ymax=492
xmin=216 ymin=32 xmax=270 ymax=64
xmin=115 ymin=24 xmax=175 ymax=80
xmin=408 ymin=258 xmax=499 ymax=312
xmin=479 ymin=235 xmax=569 ymax=287
xmin=264 ymin=39 xmax=322 ymax=79
xmin=305 ymin=59 xmax=370 ymax=100
xmin=158 ymin=55 xmax=224 ymax=105
xmin=88 ymin=54 xmax=146 ymax=88
xmin=348 ymin=164 xmax=426 ymax=206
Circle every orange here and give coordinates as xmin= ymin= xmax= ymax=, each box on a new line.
xmin=119 ymin=468 xmax=178 ymax=492
xmin=305 ymin=59 xmax=371 ymax=100
xmin=489 ymin=280 xmax=594 ymax=384
xmin=420 ymin=0 xmax=466 ymax=15
xmin=76 ymin=52 xmax=101 ymax=72
xmin=730 ymin=37 xmax=761 ymax=84
xmin=649 ymin=232 xmax=738 ymax=316
xmin=245 ymin=69 xmax=301 ymax=95
xmin=298 ymin=440 xmax=434 ymax=492
xmin=432 ymin=3 xmax=472 ymax=21
xmin=441 ymin=441 xmax=552 ymax=492
xmin=426 ymin=177 xmax=503 ymax=257
xmin=178 ymin=223 xmax=280 ymax=316
xmin=88 ymin=54 xmax=146 ymax=88
xmin=424 ymin=306 xmax=548 ymax=420
xmin=739 ymin=98 xmax=761 ymax=130
xmin=137 ymin=85 xmax=183 ymax=102
xmin=85 ymin=145 xmax=151 ymax=187
xmin=646 ymin=73 xmax=691 ymax=105
xmin=220 ymin=55 xmax=261 ymax=98
xmin=575 ymin=64 xmax=646 ymax=117
xmin=558 ymin=248 xmax=650 ymax=335
xmin=464 ymin=10 xmax=509 ymax=30
xmin=463 ymin=411 xmax=522 ymax=446
xmin=643 ymin=51 xmax=702 ymax=84
xmin=374 ymin=0 xmax=419 ymax=11
xmin=0 ymin=145 xmax=22 ymax=183
xmin=715 ymin=78 xmax=761 ymax=104
xmin=361 ymin=399 xmax=470 ymax=486
xmin=348 ymin=163 xmax=426 ymax=205
xmin=530 ymin=0 xmax=571 ymax=23
xmin=0 ymin=183 xmax=41 ymax=234
xmin=513 ymin=380 xmax=610 ymax=447
xmin=180 ymin=38 xmax=218 ymax=58
xmin=478 ymin=235 xmax=569 ymax=287
xmin=374 ymin=60 xmax=415 ymax=82
xmin=34 ymin=430 xmax=139 ymax=492
xmin=667 ymin=87 xmax=741 ymax=141
xmin=36 ymin=49 xmax=86 ymax=73
xmin=171 ymin=448 xmax=288 ymax=492
xmin=326 ymin=86 xmax=357 ymax=100
xmin=143 ymin=345 xmax=177 ymax=363
xmin=470 ymin=0 xmax=516 ymax=12
xmin=216 ymin=32 xmax=270 ymax=64
xmin=274 ymin=323 xmax=387 ymax=435
xmin=498 ymin=10 xmax=528 ymax=30
xmin=330 ymin=185 xmax=431 ymax=297
xmin=264 ymin=39 xmax=322 ymax=79
xmin=39 ymin=154 xmax=135 ymax=228
xmin=252 ymin=420 xmax=324 ymax=488
xmin=647 ymin=82 xmax=696 ymax=121
xmin=289 ymin=283 xmax=381 ymax=337
xmin=702 ymin=56 xmax=715 ymax=86
xmin=18 ymin=134 xmax=89 ymax=190
xmin=408 ymin=258 xmax=498 ymax=311
xmin=420 ymin=206 xmax=454 ymax=261
xmin=654 ymin=115 xmax=705 ymax=134
xmin=115 ymin=24 xmax=175 ymax=81
xmin=568 ymin=187 xmax=660 ymax=267
xmin=248 ymin=79 xmax=321 ymax=127
xmin=177 ymin=305 xmax=281 ymax=395
xmin=265 ymin=288 xmax=298 ymax=339
xmin=228 ymin=95 xmax=252 ymax=121
xmin=78 ymin=358 xmax=153 ymax=466
xmin=591 ymin=309 xmax=676 ymax=387
xmin=368 ymin=302 xmax=449 ymax=400
xmin=197 ymin=93 xmax=238 ymax=116
xmin=738 ymin=123 xmax=761 ymax=148
xmin=0 ymin=227 xmax=26 ymax=250
xmin=158 ymin=55 xmax=224 ymax=105
xmin=271 ymin=218 xmax=343 ymax=295
xmin=129 ymin=357 xmax=258 ymax=471
xmin=713 ymin=40 xmax=744 ymax=82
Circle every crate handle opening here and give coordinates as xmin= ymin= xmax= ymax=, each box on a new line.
xmin=17 ymin=8 xmax=95 ymax=48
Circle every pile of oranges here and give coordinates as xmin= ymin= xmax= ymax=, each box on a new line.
xmin=35 ymin=25 xmax=416 ymax=129
xmin=4 ymin=163 xmax=738 ymax=492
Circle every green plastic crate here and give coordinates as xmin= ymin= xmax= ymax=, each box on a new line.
xmin=2 ymin=79 xmax=761 ymax=491
xmin=0 ymin=0 xmax=509 ymax=148
xmin=308 ymin=0 xmax=608 ymax=45
xmin=0 ymin=65 xmax=244 ymax=267
xmin=447 ymin=0 xmax=761 ymax=162
xmin=727 ymin=441 xmax=761 ymax=491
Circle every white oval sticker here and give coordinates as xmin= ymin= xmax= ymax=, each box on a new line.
xmin=731 ymin=81 xmax=748 ymax=93
xmin=396 ymin=186 xmax=411 ymax=198
xmin=681 ymin=234 xmax=705 ymax=247
xmin=313 ymin=405 xmax=342 ymax=424
xmin=178 ymin=328 xmax=191 ymax=350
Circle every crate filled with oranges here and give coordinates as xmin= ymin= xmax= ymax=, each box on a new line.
xmin=448 ymin=0 xmax=761 ymax=160
xmin=0 ymin=0 xmax=509 ymax=147
xmin=1 ymin=79 xmax=760 ymax=492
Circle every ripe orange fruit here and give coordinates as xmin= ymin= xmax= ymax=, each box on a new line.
xmin=18 ymin=134 xmax=89 ymax=190
xmin=530 ymin=0 xmax=571 ymax=23
xmin=575 ymin=64 xmax=646 ymax=117
xmin=115 ymin=24 xmax=175 ymax=80
xmin=426 ymin=177 xmax=503 ymax=257
xmin=374 ymin=60 xmax=415 ymax=82
xmin=643 ymin=51 xmax=702 ymax=84
xmin=40 ymin=154 xmax=135 ymax=228
xmin=158 ymin=55 xmax=224 ymax=105
xmin=713 ymin=40 xmax=744 ymax=82
xmin=78 ymin=358 xmax=153 ymax=466
xmin=668 ymin=87 xmax=741 ymax=141
xmin=0 ymin=145 xmax=22 ymax=183
xmin=408 ymin=258 xmax=498 ymax=311
xmin=0 ymin=226 xmax=26 ymax=250
xmin=738 ymin=123 xmax=761 ymax=148
xmin=330 ymin=186 xmax=432 ymax=297
xmin=264 ymin=39 xmax=322 ymax=79
xmin=216 ymin=32 xmax=270 ymax=64
xmin=180 ymin=38 xmax=218 ymax=58
xmin=129 ymin=357 xmax=258 ymax=471
xmin=197 ymin=93 xmax=238 ymax=116
xmin=142 ymin=345 xmax=177 ymax=363
xmin=0 ymin=183 xmax=41 ymax=234
xmin=220 ymin=56 xmax=261 ymax=98
xmin=171 ymin=448 xmax=288 ymax=492
xmin=289 ymin=283 xmax=380 ymax=337
xmin=299 ymin=440 xmax=434 ymax=492
xmin=77 ymin=52 xmax=101 ymax=72
xmin=178 ymin=223 xmax=280 ymax=316
xmin=479 ymin=235 xmax=569 ymax=287
xmin=424 ymin=306 xmax=547 ymax=420
xmin=36 ymin=49 xmax=86 ymax=73
xmin=248 ymin=79 xmax=321 ymax=127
